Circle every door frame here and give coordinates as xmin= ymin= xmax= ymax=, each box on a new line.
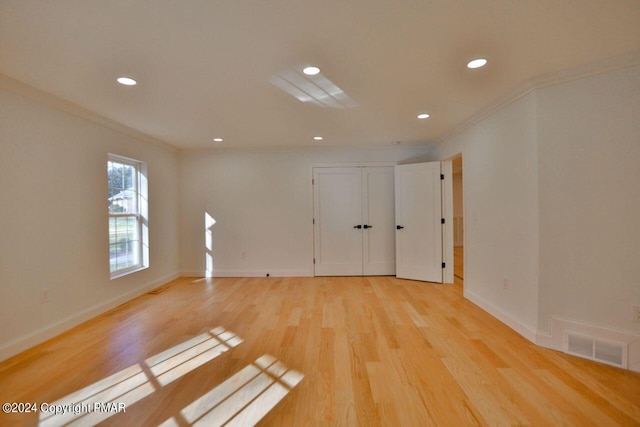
xmin=446 ymin=152 xmax=464 ymax=287
xmin=310 ymin=162 xmax=396 ymax=277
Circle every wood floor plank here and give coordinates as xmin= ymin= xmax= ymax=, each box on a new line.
xmin=498 ymin=368 xmax=576 ymax=426
xmin=0 ymin=275 xmax=639 ymax=426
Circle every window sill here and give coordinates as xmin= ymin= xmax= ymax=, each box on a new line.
xmin=110 ymin=265 xmax=148 ymax=280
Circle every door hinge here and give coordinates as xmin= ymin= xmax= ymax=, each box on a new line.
xmin=313 ymin=258 xmax=316 ymax=264
xmin=442 ymin=262 xmax=446 ymax=268
xmin=440 ymin=174 xmax=444 ymax=180
xmin=312 ymin=178 xmax=314 ymax=185
xmin=441 ymin=218 xmax=445 ymax=224
xmin=313 ymin=218 xmax=315 ymax=224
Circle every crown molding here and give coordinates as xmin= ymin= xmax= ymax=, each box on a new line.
xmin=0 ymin=73 xmax=177 ymax=153
xmin=434 ymin=50 xmax=640 ymax=147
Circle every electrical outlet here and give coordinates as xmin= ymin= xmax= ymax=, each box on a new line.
xmin=502 ymin=277 xmax=509 ymax=290
xmin=633 ymin=305 xmax=640 ymax=322
xmin=40 ymin=288 xmax=50 ymax=304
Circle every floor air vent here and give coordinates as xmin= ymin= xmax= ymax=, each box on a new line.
xmin=565 ymin=333 xmax=626 ymax=368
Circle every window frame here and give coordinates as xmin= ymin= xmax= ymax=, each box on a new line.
xmin=108 ymin=154 xmax=149 ymax=279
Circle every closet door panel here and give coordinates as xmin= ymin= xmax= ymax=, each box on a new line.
xmin=362 ymin=167 xmax=396 ymax=275
xmin=313 ymin=167 xmax=363 ymax=276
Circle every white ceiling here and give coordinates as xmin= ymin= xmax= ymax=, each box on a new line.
xmin=2 ymin=1 xmax=639 ymax=150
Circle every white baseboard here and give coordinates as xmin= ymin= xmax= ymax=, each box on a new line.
xmin=464 ymin=290 xmax=640 ymax=372
xmin=464 ymin=291 xmax=640 ymax=372
xmin=181 ymin=270 xmax=313 ymax=278
xmin=0 ymin=272 xmax=180 ymax=363
xmin=536 ymin=316 xmax=640 ymax=373
xmin=628 ymin=340 xmax=640 ymax=373
xmin=464 ymin=289 xmax=538 ymax=343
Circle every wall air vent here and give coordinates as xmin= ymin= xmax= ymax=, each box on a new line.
xmin=565 ymin=333 xmax=626 ymax=368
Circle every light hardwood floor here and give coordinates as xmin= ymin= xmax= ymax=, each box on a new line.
xmin=1 ymin=275 xmax=639 ymax=426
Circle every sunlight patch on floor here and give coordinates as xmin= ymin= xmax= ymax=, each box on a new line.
xmin=160 ymin=355 xmax=304 ymax=427
xmin=38 ymin=327 xmax=241 ymax=427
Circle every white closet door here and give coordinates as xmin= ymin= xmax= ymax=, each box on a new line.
xmin=395 ymin=162 xmax=443 ymax=282
xmin=362 ymin=167 xmax=396 ymax=275
xmin=313 ymin=167 xmax=363 ymax=276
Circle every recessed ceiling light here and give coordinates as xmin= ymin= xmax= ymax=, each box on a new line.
xmin=313 ymin=136 xmax=323 ymax=141
xmin=417 ymin=113 xmax=430 ymax=119
xmin=467 ymin=58 xmax=488 ymax=69
xmin=116 ymin=76 xmax=137 ymax=86
xmin=212 ymin=138 xmax=223 ymax=142
xmin=303 ymin=66 xmax=320 ymax=76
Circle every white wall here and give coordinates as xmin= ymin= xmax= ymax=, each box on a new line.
xmin=431 ymin=94 xmax=540 ymax=340
xmin=178 ymin=147 xmax=431 ymax=277
xmin=432 ymin=64 xmax=640 ymax=368
xmin=537 ymin=65 xmax=640 ymax=334
xmin=0 ymin=84 xmax=180 ymax=360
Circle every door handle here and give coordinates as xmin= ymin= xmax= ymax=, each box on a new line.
xmin=396 ymin=225 xmax=404 ymax=230
xmin=353 ymin=225 xmax=362 ymax=229
xmin=363 ymin=224 xmax=373 ymax=229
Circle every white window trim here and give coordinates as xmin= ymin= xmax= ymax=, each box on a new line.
xmin=108 ymin=154 xmax=149 ymax=279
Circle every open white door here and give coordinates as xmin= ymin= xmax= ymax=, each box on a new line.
xmin=313 ymin=167 xmax=363 ymax=276
xmin=441 ymin=161 xmax=454 ymax=283
xmin=395 ymin=162 xmax=453 ymax=282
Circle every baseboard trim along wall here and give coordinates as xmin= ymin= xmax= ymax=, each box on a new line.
xmin=464 ymin=289 xmax=640 ymax=373
xmin=181 ymin=270 xmax=313 ymax=278
xmin=463 ymin=289 xmax=538 ymax=343
xmin=536 ymin=316 xmax=640 ymax=373
xmin=0 ymin=272 xmax=181 ymax=363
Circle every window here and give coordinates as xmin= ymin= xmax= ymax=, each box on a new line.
xmin=108 ymin=154 xmax=148 ymax=278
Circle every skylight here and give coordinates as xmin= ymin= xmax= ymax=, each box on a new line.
xmin=270 ymin=68 xmax=357 ymax=109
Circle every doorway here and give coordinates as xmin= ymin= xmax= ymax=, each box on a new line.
xmin=451 ymin=155 xmax=464 ymax=285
